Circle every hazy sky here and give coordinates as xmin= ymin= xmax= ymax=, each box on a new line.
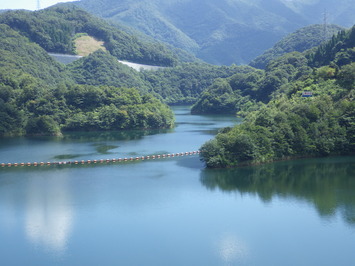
xmin=0 ymin=0 xmax=78 ymax=11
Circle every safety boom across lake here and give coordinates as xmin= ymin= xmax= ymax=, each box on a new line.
xmin=1 ymin=151 xmax=201 ymax=168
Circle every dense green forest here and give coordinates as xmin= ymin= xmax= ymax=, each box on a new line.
xmin=68 ymin=50 xmax=150 ymax=91
xmin=0 ymin=5 xmax=182 ymax=66
xmin=0 ymin=23 xmax=174 ymax=137
xmin=250 ymin=24 xmax=344 ymax=69
xmin=141 ymin=63 xmax=243 ymax=104
xmin=191 ymin=51 xmax=311 ymax=114
xmin=200 ymin=26 xmax=355 ymax=168
xmin=65 ymin=50 xmax=244 ymax=105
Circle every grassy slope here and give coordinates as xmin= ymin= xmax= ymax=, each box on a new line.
xmin=74 ymin=35 xmax=107 ymax=56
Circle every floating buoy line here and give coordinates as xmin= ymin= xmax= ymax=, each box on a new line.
xmin=1 ymin=151 xmax=201 ymax=168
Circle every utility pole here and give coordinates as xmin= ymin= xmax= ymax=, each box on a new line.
xmin=37 ymin=0 xmax=41 ymax=10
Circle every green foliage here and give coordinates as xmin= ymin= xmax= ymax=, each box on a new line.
xmin=308 ymin=26 xmax=355 ymax=67
xmin=62 ymin=86 xmax=174 ymax=132
xmin=26 ymin=115 xmax=61 ymax=136
xmin=141 ymin=63 xmax=242 ymax=104
xmin=0 ymin=23 xmax=174 ymax=137
xmin=200 ymin=25 xmax=355 ymax=168
xmin=68 ymin=50 xmax=150 ymax=91
xmin=192 ymin=52 xmax=311 ymax=114
xmin=0 ymin=24 xmax=70 ymax=86
xmin=201 ymin=92 xmax=354 ymax=168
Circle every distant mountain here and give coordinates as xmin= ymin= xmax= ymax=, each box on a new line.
xmin=0 ymin=5 xmax=189 ymax=66
xmin=75 ymin=0 xmax=355 ymax=65
xmin=250 ymin=24 xmax=344 ymax=69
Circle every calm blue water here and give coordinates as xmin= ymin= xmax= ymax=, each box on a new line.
xmin=0 ymin=106 xmax=354 ymax=266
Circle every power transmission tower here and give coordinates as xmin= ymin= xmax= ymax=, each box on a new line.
xmin=37 ymin=0 xmax=41 ymax=10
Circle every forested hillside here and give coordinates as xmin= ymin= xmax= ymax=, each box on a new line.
xmin=0 ymin=5 xmax=181 ymax=66
xmin=0 ymin=24 xmax=70 ymax=86
xmin=141 ymin=63 xmax=244 ymax=104
xmin=191 ymin=51 xmax=311 ymax=114
xmin=200 ymin=26 xmax=355 ymax=168
xmin=0 ymin=23 xmax=174 ymax=136
xmin=76 ymin=0 xmax=355 ymax=65
xmin=68 ymin=50 xmax=151 ymax=91
xmin=250 ymin=24 xmax=344 ymax=69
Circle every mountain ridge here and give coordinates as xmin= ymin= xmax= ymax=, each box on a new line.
xmin=75 ymin=0 xmax=355 ymax=65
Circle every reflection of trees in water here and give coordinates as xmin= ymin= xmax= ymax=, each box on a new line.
xmin=200 ymin=157 xmax=355 ymax=225
xmin=27 ymin=129 xmax=171 ymax=143
xmin=60 ymin=129 xmax=171 ymax=142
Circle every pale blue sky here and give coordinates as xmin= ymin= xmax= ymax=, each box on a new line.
xmin=0 ymin=0 xmax=78 ymax=11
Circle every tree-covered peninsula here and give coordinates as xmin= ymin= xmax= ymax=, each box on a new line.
xmin=200 ymin=26 xmax=355 ymax=168
xmin=0 ymin=23 xmax=174 ymax=137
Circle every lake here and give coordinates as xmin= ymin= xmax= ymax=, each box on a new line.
xmin=0 ymin=106 xmax=354 ymax=266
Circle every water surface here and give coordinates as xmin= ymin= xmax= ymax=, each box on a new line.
xmin=0 ymin=106 xmax=354 ymax=266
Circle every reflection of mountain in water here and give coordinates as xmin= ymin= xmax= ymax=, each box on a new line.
xmin=200 ymin=157 xmax=355 ymax=225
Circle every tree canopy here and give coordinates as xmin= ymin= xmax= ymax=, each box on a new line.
xmin=200 ymin=26 xmax=355 ymax=168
